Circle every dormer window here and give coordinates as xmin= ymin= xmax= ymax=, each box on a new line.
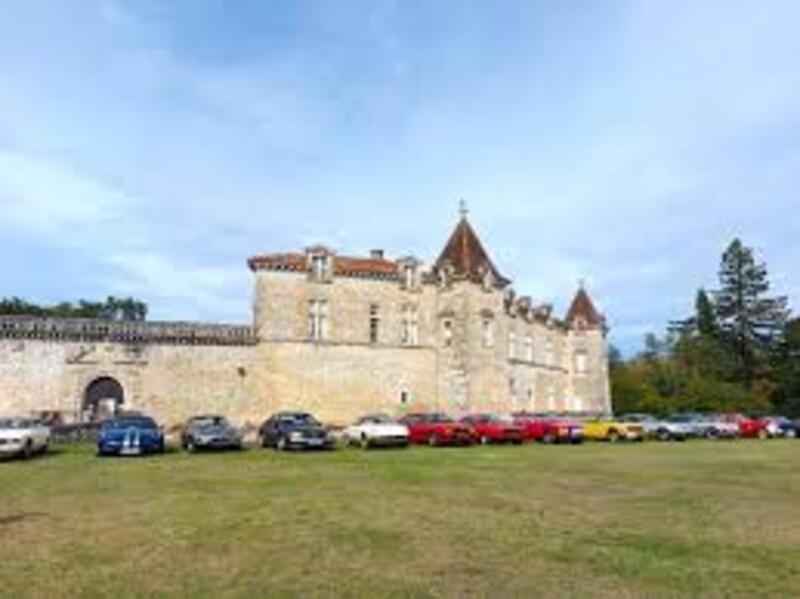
xmin=311 ymin=254 xmax=330 ymax=280
xmin=404 ymin=264 xmax=416 ymax=289
xmin=306 ymin=246 xmax=333 ymax=282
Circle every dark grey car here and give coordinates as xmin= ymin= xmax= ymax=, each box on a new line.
xmin=258 ymin=411 xmax=335 ymax=450
xmin=181 ymin=415 xmax=243 ymax=452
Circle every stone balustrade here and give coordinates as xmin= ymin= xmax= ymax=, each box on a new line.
xmin=0 ymin=315 xmax=256 ymax=346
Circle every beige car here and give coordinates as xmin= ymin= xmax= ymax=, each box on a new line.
xmin=0 ymin=417 xmax=51 ymax=459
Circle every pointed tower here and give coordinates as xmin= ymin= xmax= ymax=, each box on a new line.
xmin=432 ymin=204 xmax=510 ymax=288
xmin=565 ymin=283 xmax=611 ymax=414
xmin=565 ymin=285 xmax=605 ymax=330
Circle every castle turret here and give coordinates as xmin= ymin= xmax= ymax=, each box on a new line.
xmin=565 ymin=284 xmax=610 ymax=414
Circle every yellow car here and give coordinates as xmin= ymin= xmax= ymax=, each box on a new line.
xmin=582 ymin=418 xmax=644 ymax=442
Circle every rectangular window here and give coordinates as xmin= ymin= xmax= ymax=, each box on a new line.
xmin=308 ymin=299 xmax=328 ymax=341
xmin=311 ymin=255 xmax=329 ymax=280
xmin=403 ymin=265 xmax=416 ymax=289
xmin=442 ymin=319 xmax=453 ymax=347
xmin=400 ymin=390 xmax=409 ymax=404
xmin=401 ymin=304 xmax=419 ymax=346
xmin=575 ymin=351 xmax=588 ymax=374
xmin=545 ymin=339 xmax=554 ymax=366
xmin=482 ymin=319 xmax=494 ymax=348
xmin=369 ymin=304 xmax=379 ymax=344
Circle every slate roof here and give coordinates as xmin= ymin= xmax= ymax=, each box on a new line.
xmin=432 ymin=217 xmax=510 ymax=287
xmin=565 ymin=287 xmax=604 ymax=327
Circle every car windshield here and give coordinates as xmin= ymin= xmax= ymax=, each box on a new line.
xmin=359 ymin=414 xmax=392 ymax=424
xmin=667 ymin=415 xmax=692 ymax=423
xmin=105 ymin=418 xmax=157 ymax=430
xmin=0 ymin=418 xmax=32 ymax=429
xmin=481 ymin=414 xmax=510 ymax=423
xmin=194 ymin=417 xmax=229 ymax=429
xmin=429 ymin=413 xmax=454 ymax=423
xmin=279 ymin=414 xmax=320 ymax=426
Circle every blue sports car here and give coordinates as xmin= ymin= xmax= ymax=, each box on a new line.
xmin=98 ymin=414 xmax=165 ymax=456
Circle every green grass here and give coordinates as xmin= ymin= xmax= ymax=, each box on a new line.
xmin=1 ymin=441 xmax=798 ymax=598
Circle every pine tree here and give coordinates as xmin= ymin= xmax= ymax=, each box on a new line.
xmin=714 ymin=239 xmax=789 ymax=387
xmin=695 ymin=288 xmax=718 ymax=337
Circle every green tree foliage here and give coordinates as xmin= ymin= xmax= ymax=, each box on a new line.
xmin=611 ymin=239 xmax=796 ymax=416
xmin=0 ymin=296 xmax=148 ymax=321
xmin=715 ymin=239 xmax=789 ymax=387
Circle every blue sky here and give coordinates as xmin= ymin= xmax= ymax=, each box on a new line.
xmin=1 ymin=1 xmax=798 ymax=353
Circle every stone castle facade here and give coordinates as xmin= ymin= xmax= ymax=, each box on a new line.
xmin=0 ymin=213 xmax=611 ymax=425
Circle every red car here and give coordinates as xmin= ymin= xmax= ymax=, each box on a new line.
xmin=398 ymin=413 xmax=475 ymax=446
xmin=512 ymin=412 xmax=584 ymax=444
xmin=718 ymin=413 xmax=769 ymax=439
xmin=460 ymin=414 xmax=524 ymax=445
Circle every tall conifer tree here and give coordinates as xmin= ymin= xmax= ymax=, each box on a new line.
xmin=714 ymin=239 xmax=789 ymax=387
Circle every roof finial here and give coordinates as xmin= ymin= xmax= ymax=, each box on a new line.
xmin=578 ymin=278 xmax=586 ymax=290
xmin=458 ymin=199 xmax=468 ymax=219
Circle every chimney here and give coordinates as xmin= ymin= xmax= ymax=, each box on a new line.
xmin=370 ymin=249 xmax=384 ymax=260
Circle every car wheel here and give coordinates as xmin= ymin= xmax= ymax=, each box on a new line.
xmin=186 ymin=438 xmax=197 ymax=453
xmin=758 ymin=428 xmax=768 ymax=440
xmin=786 ymin=429 xmax=797 ymax=439
xmin=657 ymin=429 xmax=671 ymax=442
xmin=277 ymin=436 xmax=288 ymax=451
xmin=428 ymin=434 xmax=438 ymax=447
xmin=360 ymin=434 xmax=371 ymax=450
xmin=705 ymin=428 xmax=719 ymax=440
xmin=607 ymin=429 xmax=620 ymax=443
xmin=543 ymin=432 xmax=555 ymax=444
xmin=480 ymin=435 xmax=491 ymax=445
xmin=22 ymin=439 xmax=33 ymax=459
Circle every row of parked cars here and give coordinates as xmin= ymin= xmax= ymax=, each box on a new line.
xmin=2 ymin=410 xmax=797 ymax=459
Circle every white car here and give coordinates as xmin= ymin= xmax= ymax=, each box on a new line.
xmin=0 ymin=417 xmax=51 ymax=459
xmin=343 ymin=414 xmax=409 ymax=449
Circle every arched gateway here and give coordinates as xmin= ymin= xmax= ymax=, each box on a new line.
xmin=83 ymin=377 xmax=124 ymax=420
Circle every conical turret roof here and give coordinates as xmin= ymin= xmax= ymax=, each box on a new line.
xmin=565 ymin=286 xmax=604 ymax=328
xmin=433 ymin=215 xmax=509 ymax=287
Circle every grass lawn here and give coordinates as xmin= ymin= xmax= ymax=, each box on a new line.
xmin=1 ymin=441 xmax=798 ymax=598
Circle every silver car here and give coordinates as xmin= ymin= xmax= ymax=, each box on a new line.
xmin=671 ymin=413 xmax=738 ymax=439
xmin=0 ymin=417 xmax=50 ymax=458
xmin=619 ymin=413 xmax=691 ymax=441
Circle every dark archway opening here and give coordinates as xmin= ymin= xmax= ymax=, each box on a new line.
xmin=83 ymin=377 xmax=124 ymax=421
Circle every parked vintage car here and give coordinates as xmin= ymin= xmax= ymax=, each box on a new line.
xmin=398 ymin=412 xmax=475 ymax=446
xmin=343 ymin=414 xmax=409 ymax=448
xmin=716 ymin=413 xmax=770 ymax=439
xmin=0 ymin=417 xmax=50 ymax=459
xmin=511 ymin=412 xmax=583 ymax=444
xmin=460 ymin=413 xmax=524 ymax=445
xmin=763 ymin=416 xmax=798 ymax=438
xmin=97 ymin=413 xmax=165 ymax=456
xmin=582 ymin=417 xmax=644 ymax=442
xmin=181 ymin=414 xmax=243 ymax=452
xmin=258 ymin=411 xmax=335 ymax=450
xmin=669 ymin=413 xmax=738 ymax=439
xmin=618 ymin=413 xmax=691 ymax=441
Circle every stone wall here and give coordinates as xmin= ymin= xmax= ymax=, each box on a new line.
xmin=0 ymin=337 xmax=257 ymax=425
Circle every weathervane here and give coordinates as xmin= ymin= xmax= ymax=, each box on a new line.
xmin=458 ymin=199 xmax=468 ymax=219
